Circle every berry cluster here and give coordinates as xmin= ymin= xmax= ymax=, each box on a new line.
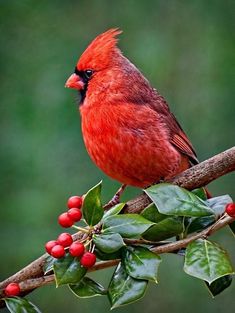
xmin=225 ymin=203 xmax=235 ymax=218
xmin=4 ymin=195 xmax=98 ymax=298
xmin=45 ymin=195 xmax=96 ymax=268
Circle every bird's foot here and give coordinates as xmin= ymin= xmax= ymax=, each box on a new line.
xmin=103 ymin=184 xmax=127 ymax=210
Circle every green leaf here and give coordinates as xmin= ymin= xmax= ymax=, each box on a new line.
xmin=205 ymin=275 xmax=233 ymax=297
xmin=184 ymin=215 xmax=215 ymax=235
xmin=140 ymin=203 xmax=166 ymax=223
xmin=69 ymin=277 xmax=106 ymax=298
xmin=229 ymin=222 xmax=235 ymax=237
xmin=144 ymin=183 xmax=214 ymax=217
xmin=4 ymin=297 xmax=41 ymax=313
xmin=192 ymin=188 xmax=208 ymax=200
xmin=53 ymin=254 xmax=86 ymax=286
xmin=124 ymin=246 xmax=161 ymax=282
xmin=103 ymin=203 xmax=125 ymax=220
xmin=103 ymin=214 xmax=154 ymax=238
xmin=108 ymin=263 xmax=148 ymax=309
xmin=82 ymin=181 xmax=103 ymax=226
xmin=184 ymin=239 xmax=234 ymax=284
xmin=206 ymin=195 xmax=233 ymax=217
xmin=95 ymin=248 xmax=122 ymax=261
xmin=43 ymin=255 xmax=56 ymax=274
xmin=142 ymin=217 xmax=183 ymax=241
xmin=93 ymin=233 xmax=125 ymax=253
xmin=141 ymin=203 xmax=184 ymax=240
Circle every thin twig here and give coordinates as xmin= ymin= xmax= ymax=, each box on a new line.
xmin=123 ymin=239 xmax=171 ymax=246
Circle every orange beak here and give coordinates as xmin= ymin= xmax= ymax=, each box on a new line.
xmin=65 ymin=73 xmax=85 ymax=90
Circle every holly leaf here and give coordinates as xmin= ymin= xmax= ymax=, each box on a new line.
xmin=95 ymin=248 xmax=122 ymax=261
xmin=4 ymin=297 xmax=41 ymax=313
xmin=206 ymin=195 xmax=233 ymax=217
xmin=192 ymin=188 xmax=208 ymax=200
xmin=82 ymin=181 xmax=103 ymax=226
xmin=184 ymin=239 xmax=234 ymax=284
xmin=93 ymin=233 xmax=125 ymax=253
xmin=184 ymin=215 xmax=215 ymax=235
xmin=141 ymin=203 xmax=184 ymax=240
xmin=144 ymin=183 xmax=214 ymax=217
xmin=108 ymin=263 xmax=148 ymax=309
xmin=69 ymin=277 xmax=106 ymax=298
xmin=124 ymin=246 xmax=161 ymax=282
xmin=53 ymin=254 xmax=86 ymax=286
xmin=43 ymin=255 xmax=56 ymax=274
xmin=103 ymin=214 xmax=154 ymax=238
xmin=103 ymin=203 xmax=125 ymax=220
xmin=140 ymin=203 xmax=167 ymax=223
xmin=205 ymin=275 xmax=233 ymax=297
xmin=142 ymin=217 xmax=183 ymax=241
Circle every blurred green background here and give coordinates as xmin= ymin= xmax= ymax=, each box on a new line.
xmin=0 ymin=0 xmax=234 ymax=312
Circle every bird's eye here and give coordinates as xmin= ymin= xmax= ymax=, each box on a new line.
xmin=84 ymin=69 xmax=93 ymax=79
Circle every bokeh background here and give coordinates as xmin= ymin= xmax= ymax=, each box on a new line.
xmin=0 ymin=0 xmax=234 ymax=312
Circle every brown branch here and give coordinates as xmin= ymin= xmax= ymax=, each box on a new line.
xmin=15 ymin=260 xmax=121 ymax=292
xmin=0 ymin=147 xmax=234 ymax=304
xmin=0 ymin=233 xmax=85 ymax=292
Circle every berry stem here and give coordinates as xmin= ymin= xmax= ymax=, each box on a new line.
xmin=84 ymin=239 xmax=93 ymax=248
xmin=79 ymin=236 xmax=89 ymax=243
xmin=90 ymin=243 xmax=95 ymax=253
xmin=72 ymin=225 xmax=90 ymax=234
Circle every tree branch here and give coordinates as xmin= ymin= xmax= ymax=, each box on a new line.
xmin=0 ymin=147 xmax=234 ymax=304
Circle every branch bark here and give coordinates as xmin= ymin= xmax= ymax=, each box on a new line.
xmin=0 ymin=147 xmax=234 ymax=304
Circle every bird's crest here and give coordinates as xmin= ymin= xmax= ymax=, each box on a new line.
xmin=77 ymin=28 xmax=122 ymax=70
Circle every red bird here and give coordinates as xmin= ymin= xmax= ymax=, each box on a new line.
xmin=65 ymin=29 xmax=198 ymax=191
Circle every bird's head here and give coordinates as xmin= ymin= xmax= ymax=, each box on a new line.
xmin=65 ymin=28 xmax=123 ymax=103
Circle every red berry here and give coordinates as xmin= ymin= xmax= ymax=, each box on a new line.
xmin=225 ymin=203 xmax=235 ymax=217
xmin=5 ymin=283 xmax=20 ymax=297
xmin=68 ymin=208 xmax=82 ymax=222
xmin=80 ymin=252 xmax=96 ymax=268
xmin=50 ymin=244 xmax=65 ymax=258
xmin=45 ymin=240 xmax=58 ymax=254
xmin=58 ymin=212 xmax=74 ymax=228
xmin=69 ymin=242 xmax=85 ymax=257
xmin=67 ymin=196 xmax=83 ymax=209
xmin=57 ymin=233 xmax=73 ymax=247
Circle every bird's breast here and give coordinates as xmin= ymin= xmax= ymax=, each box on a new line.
xmin=80 ymin=102 xmax=187 ymax=187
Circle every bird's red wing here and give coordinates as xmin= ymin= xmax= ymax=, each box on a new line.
xmin=171 ymin=131 xmax=198 ymax=165
xmin=167 ymin=111 xmax=198 ymax=165
xmin=149 ymin=93 xmax=199 ymax=165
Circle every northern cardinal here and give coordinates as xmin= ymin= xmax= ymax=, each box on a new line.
xmin=65 ymin=29 xmax=198 ymax=190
